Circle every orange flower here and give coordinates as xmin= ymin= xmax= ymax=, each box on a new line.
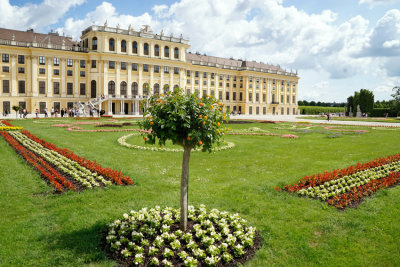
xmin=161 ymin=93 xmax=164 ymax=96
xmin=203 ymin=121 xmax=206 ymax=125
xmin=143 ymin=137 xmax=147 ymax=141
xmin=187 ymin=136 xmax=191 ymax=140
xmin=157 ymin=99 xmax=162 ymax=103
xmin=148 ymin=116 xmax=152 ymax=120
xmin=218 ymin=130 xmax=221 ymax=135
xmin=218 ymin=102 xmax=222 ymax=105
xmin=206 ymin=94 xmax=210 ymax=98
xmin=204 ymin=116 xmax=208 ymax=120
xmin=199 ymin=103 xmax=204 ymax=106
xmin=150 ymin=121 xmax=154 ymax=125
xmin=198 ymin=141 xmax=203 ymax=145
xmin=199 ymin=114 xmax=203 ymax=118
xmin=217 ymin=122 xmax=220 ymax=126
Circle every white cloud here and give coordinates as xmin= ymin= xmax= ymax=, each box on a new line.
xmin=359 ymin=0 xmax=398 ymax=9
xmin=382 ymin=40 xmax=400 ymax=48
xmin=0 ymin=0 xmax=86 ymax=32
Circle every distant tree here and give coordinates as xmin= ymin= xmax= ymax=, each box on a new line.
xmin=392 ymin=86 xmax=400 ymax=115
xmin=309 ymin=101 xmax=316 ymax=106
xmin=297 ymin=100 xmax=304 ymax=106
xmin=12 ymin=105 xmax=22 ymax=119
xmin=347 ymin=96 xmax=354 ymax=115
xmin=359 ymin=89 xmax=374 ymax=114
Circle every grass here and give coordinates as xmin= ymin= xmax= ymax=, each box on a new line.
xmin=1 ymin=118 xmax=400 ymax=266
xmin=299 ymin=115 xmax=400 ymax=123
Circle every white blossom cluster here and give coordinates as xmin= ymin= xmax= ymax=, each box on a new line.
xmin=106 ymin=205 xmax=256 ymax=266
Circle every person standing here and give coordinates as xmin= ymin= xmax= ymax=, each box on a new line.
xmin=51 ymin=107 xmax=55 ymax=117
xmin=44 ymin=107 xmax=48 ymax=118
xmin=61 ymin=108 xmax=65 ymax=118
xmin=35 ymin=109 xmax=39 ymax=118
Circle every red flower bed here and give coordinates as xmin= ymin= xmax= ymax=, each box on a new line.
xmin=21 ymin=130 xmax=133 ymax=185
xmin=1 ymin=120 xmax=13 ymax=126
xmin=283 ymin=153 xmax=400 ymax=192
xmin=327 ymin=172 xmax=400 ymax=209
xmin=0 ymin=131 xmax=76 ymax=192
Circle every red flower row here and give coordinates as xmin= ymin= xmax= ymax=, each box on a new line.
xmin=0 ymin=131 xmax=76 ymax=192
xmin=21 ymin=130 xmax=133 ymax=185
xmin=283 ymin=153 xmax=400 ymax=192
xmin=327 ymin=172 xmax=400 ymax=209
xmin=1 ymin=120 xmax=13 ymax=127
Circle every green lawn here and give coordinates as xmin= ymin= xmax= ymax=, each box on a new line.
xmin=299 ymin=115 xmax=400 ymax=123
xmin=1 ymin=118 xmax=400 ymax=266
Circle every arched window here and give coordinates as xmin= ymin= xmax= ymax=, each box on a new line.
xmin=163 ymin=84 xmax=169 ymax=94
xmin=174 ymin=47 xmax=179 ymax=59
xmin=121 ymin=40 xmax=127 ymax=52
xmin=144 ymin=43 xmax=149 ymax=55
xmin=154 ymin=83 xmax=160 ymax=95
xmin=143 ymin=83 xmax=149 ymax=96
xmin=109 ymin=38 xmax=115 ymax=51
xmin=154 ymin=45 xmax=160 ymax=57
xmin=120 ymin=81 xmax=127 ymax=97
xmin=164 ymin=46 xmax=169 ymax=57
xmin=92 ymin=37 xmax=97 ymax=50
xmin=131 ymin=82 xmax=138 ymax=96
xmin=108 ymin=81 xmax=115 ymax=97
xmin=132 ymin=41 xmax=138 ymax=54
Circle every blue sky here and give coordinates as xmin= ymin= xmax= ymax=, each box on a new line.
xmin=1 ymin=0 xmax=400 ymax=102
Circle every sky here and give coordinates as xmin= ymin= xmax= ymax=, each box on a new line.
xmin=1 ymin=0 xmax=399 ymax=103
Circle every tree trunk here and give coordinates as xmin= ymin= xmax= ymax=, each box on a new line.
xmin=180 ymin=144 xmax=192 ymax=231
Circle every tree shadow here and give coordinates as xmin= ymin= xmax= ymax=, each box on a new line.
xmin=37 ymin=220 xmax=111 ymax=265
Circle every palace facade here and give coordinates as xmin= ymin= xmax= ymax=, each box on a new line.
xmin=0 ymin=25 xmax=299 ymax=116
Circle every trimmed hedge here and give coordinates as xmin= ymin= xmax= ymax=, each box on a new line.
xmin=299 ymin=106 xmax=344 ymax=115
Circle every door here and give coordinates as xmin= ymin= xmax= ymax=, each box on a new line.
xmin=112 ymin=103 xmax=115 ymax=114
xmin=124 ymin=103 xmax=129 ymax=115
xmin=91 ymin=80 xmax=96 ymax=98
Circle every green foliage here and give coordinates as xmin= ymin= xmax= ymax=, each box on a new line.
xmin=347 ymin=89 xmax=374 ymax=115
xmin=139 ymin=88 xmax=230 ymax=152
xmin=12 ymin=105 xmax=22 ymax=112
xmin=298 ymin=106 xmax=344 ymax=115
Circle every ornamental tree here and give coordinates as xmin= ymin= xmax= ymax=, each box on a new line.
xmin=139 ymin=88 xmax=230 ymax=231
xmin=12 ymin=105 xmax=22 ymax=119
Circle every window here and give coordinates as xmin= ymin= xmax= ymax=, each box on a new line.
xmin=132 ymin=63 xmax=138 ymax=71
xmin=67 ymin=59 xmax=73 ymax=67
xmin=18 ymin=55 xmax=25 ymax=64
xmin=239 ymin=92 xmax=243 ymax=101
xmin=281 ymin=80 xmax=284 ymax=85
xmin=263 ymin=94 xmax=266 ymax=102
xmin=233 ymin=76 xmax=237 ymax=82
xmin=108 ymin=81 xmax=115 ymax=97
xmin=154 ymin=83 xmax=160 ymax=95
xmin=249 ymin=76 xmax=252 ymax=82
xmin=164 ymin=66 xmax=169 ymax=74
xmin=203 ymin=80 xmax=207 ymax=85
xmin=154 ymin=65 xmax=159 ymax=73
xmin=164 ymin=46 xmax=169 ymax=57
xmin=174 ymin=47 xmax=179 ymax=59
xmin=39 ymin=81 xmax=45 ymax=94
xmin=211 ymin=81 xmax=214 ymax=86
xmin=195 ymin=80 xmax=199 ymax=85
xmin=256 ymin=107 xmax=260 ymax=115
xmin=53 ymin=57 xmax=59 ymax=66
xmin=2 ymin=54 xmax=9 ymax=62
xmin=3 ymin=101 xmax=10 ymax=114
xmin=2 ymin=66 xmax=9 ymax=72
xmin=187 ymin=79 xmax=191 ymax=84
xmin=249 ymin=84 xmax=252 ymax=88
xmin=109 ymin=38 xmax=115 ymax=51
xmin=132 ymin=41 xmax=138 ymax=54
xmin=39 ymin=56 xmax=45 ymax=65
xmin=144 ymin=43 xmax=149 ymax=55
xmin=272 ymin=94 xmax=275 ymax=103
xmin=226 ymin=92 xmax=229 ymax=100
xmin=143 ymin=64 xmax=149 ymax=72
xmin=256 ymin=77 xmax=259 ymax=83
xmin=263 ymin=78 xmax=266 ymax=83
xmin=131 ymin=82 xmax=138 ymax=96
xmin=163 ymin=84 xmax=169 ymax=94
xmin=2 ymin=80 xmax=10 ymax=93
xmin=92 ymin=37 xmax=97 ymax=50
xmin=67 ymin=70 xmax=73 ymax=76
xmin=143 ymin=83 xmax=149 ymax=96
xmin=18 ymin=80 xmax=25 ymax=94
xmin=281 ymin=107 xmax=284 ymax=115
xmin=53 ymin=82 xmax=60 ymax=94
xmin=263 ymin=84 xmax=266 ymax=90
xmin=233 ymin=92 xmax=236 ymax=100
xmin=121 ymin=40 xmax=127 ymax=52
xmin=78 ymin=83 xmax=85 ymax=95
xmin=154 ymin=45 xmax=160 ymax=56
xmin=18 ymin=101 xmax=26 ymax=110
xmin=219 ymin=91 xmax=222 ymax=100
xmin=121 ymin=62 xmax=127 ymax=70
xmin=211 ymin=73 xmax=215 ymax=79
xmin=293 ymin=95 xmax=296 ymax=103
xmin=174 ymin=67 xmax=179 ymax=75
xmin=186 ymin=70 xmax=190 ymax=77
xmin=109 ymin=61 xmax=115 ymax=69
xmin=203 ymin=72 xmax=207 ymax=78
xmin=186 ymin=89 xmax=191 ymax=96
xmin=211 ymin=90 xmax=215 ymax=96
xmin=293 ymin=88 xmax=296 ymax=93
xmin=203 ymin=90 xmax=207 ymax=97
xmin=293 ymin=108 xmax=296 ymax=115
xmin=281 ymin=95 xmax=284 ymax=103
xmin=91 ymin=60 xmax=96 ymax=68
xmin=249 ymin=92 xmax=252 ymax=101
xmin=263 ymin=107 xmax=266 ymax=115
xmin=249 ymin=106 xmax=252 ymax=115
xmin=233 ymin=83 xmax=236 ymax=88
xmin=256 ymin=93 xmax=259 ymax=102
xmin=80 ymin=60 xmax=86 ymax=68
xmin=287 ymin=95 xmax=290 ymax=103
xmin=273 ymin=79 xmax=276 ymax=84
xmin=80 ymin=71 xmax=85 ymax=77
xmin=18 ymin=67 xmax=25 ymax=73
xmin=53 ymin=69 xmax=59 ymax=75
xmin=39 ymin=68 xmax=45 ymax=74
xmin=273 ymin=86 xmax=276 ymax=90
xmin=219 ymin=74 xmax=223 ymax=80
xmin=227 ymin=75 xmax=230 ymax=81
xmin=67 ymin=83 xmax=73 ymax=95
xmin=195 ymin=71 xmax=199 ymax=78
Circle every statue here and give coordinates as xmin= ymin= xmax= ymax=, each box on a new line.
xmin=356 ymin=105 xmax=362 ymax=117
xmin=349 ymin=106 xmax=353 ymax=117
xmin=104 ymin=20 xmax=108 ymax=27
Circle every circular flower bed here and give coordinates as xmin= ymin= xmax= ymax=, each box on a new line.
xmin=118 ymin=133 xmax=235 ymax=152
xmin=105 ymin=205 xmax=260 ymax=266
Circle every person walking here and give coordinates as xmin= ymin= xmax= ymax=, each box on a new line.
xmin=44 ymin=107 xmax=48 ymax=118
xmin=51 ymin=107 xmax=55 ymax=117
xmin=35 ymin=109 xmax=39 ymax=118
xmin=61 ymin=108 xmax=65 ymax=118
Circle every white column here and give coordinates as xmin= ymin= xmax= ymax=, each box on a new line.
xmin=26 ymin=56 xmax=32 ymax=97
xmin=116 ymin=62 xmax=120 ymax=97
xmin=47 ymin=58 xmax=53 ymax=97
xmin=74 ymin=60 xmax=79 ymax=97
xmin=138 ymin=64 xmax=143 ymax=95
xmin=127 ymin=63 xmax=132 ymax=98
xmin=61 ymin=58 xmax=66 ymax=97
xmin=150 ymin=65 xmax=154 ymax=93
xmin=11 ymin=55 xmax=17 ymax=96
xmin=103 ymin=61 xmax=108 ymax=96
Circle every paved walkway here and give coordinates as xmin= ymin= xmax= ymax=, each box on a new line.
xmin=1 ymin=114 xmax=400 ymax=128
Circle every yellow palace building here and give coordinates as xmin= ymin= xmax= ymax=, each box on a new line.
xmin=0 ymin=24 xmax=299 ymax=116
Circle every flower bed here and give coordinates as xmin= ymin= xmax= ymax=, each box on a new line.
xmin=118 ymin=133 xmax=235 ymax=152
xmin=0 ymin=120 xmax=133 ymax=192
xmin=279 ymin=153 xmax=400 ymax=209
xmin=105 ymin=205 xmax=260 ymax=266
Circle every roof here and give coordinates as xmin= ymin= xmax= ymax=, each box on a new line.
xmin=0 ymin=28 xmax=76 ymax=46
xmin=186 ymin=52 xmax=290 ymax=74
